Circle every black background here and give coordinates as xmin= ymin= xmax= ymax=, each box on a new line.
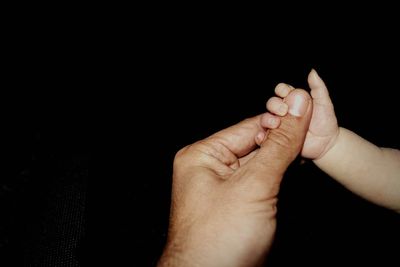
xmin=2 ymin=11 xmax=400 ymax=267
xmin=92 ymin=23 xmax=400 ymax=266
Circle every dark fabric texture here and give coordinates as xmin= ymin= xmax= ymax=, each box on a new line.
xmin=1 ymin=125 xmax=88 ymax=267
xmin=24 ymin=157 xmax=88 ymax=267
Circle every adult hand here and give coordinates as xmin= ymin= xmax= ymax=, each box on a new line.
xmin=158 ymin=89 xmax=312 ymax=267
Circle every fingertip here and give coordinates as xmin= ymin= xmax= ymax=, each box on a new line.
xmin=255 ymin=131 xmax=266 ymax=146
xmin=260 ymin=112 xmax=281 ymax=128
xmin=266 ymin=97 xmax=288 ymax=116
xmin=309 ymin=68 xmax=318 ymax=77
xmin=307 ymin=69 xmax=331 ymax=102
xmin=308 ymin=68 xmax=323 ymax=88
xmin=275 ymin=83 xmax=294 ymax=97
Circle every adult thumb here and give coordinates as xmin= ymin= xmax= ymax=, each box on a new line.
xmin=249 ymin=89 xmax=312 ymax=183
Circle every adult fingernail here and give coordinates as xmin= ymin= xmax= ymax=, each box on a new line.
xmin=287 ymin=93 xmax=308 ymax=117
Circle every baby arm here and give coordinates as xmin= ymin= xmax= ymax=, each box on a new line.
xmin=315 ymin=128 xmax=400 ymax=212
xmin=260 ymin=70 xmax=400 ymax=212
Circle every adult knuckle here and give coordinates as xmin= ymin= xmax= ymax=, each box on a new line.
xmin=174 ymin=145 xmax=191 ymax=165
xmin=173 ymin=142 xmax=206 ymax=169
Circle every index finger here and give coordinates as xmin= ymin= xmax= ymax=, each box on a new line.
xmin=206 ymin=115 xmax=263 ymax=158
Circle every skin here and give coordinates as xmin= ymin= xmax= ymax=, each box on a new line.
xmin=260 ymin=69 xmax=400 ymax=213
xmin=158 ymin=89 xmax=313 ymax=267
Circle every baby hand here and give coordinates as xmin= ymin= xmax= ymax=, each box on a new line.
xmin=259 ymin=70 xmax=339 ymax=160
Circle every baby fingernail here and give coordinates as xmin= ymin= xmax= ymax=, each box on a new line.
xmin=278 ymin=103 xmax=288 ymax=115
